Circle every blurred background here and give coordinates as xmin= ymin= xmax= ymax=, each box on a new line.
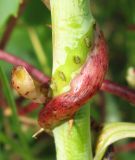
xmin=0 ymin=0 xmax=135 ymax=159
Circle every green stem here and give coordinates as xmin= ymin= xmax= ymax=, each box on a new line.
xmin=50 ymin=0 xmax=95 ymax=159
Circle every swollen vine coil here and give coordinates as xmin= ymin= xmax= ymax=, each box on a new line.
xmin=12 ymin=26 xmax=108 ymax=132
xmin=38 ymin=26 xmax=108 ymax=130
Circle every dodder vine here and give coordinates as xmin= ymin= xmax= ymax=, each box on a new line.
xmin=38 ymin=26 xmax=108 ymax=131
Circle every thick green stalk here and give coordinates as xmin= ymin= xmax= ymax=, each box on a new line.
xmin=50 ymin=0 xmax=95 ymax=159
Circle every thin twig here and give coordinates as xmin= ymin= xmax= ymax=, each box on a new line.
xmin=19 ymin=116 xmax=37 ymax=126
xmin=101 ymin=80 xmax=135 ymax=105
xmin=0 ymin=1 xmax=26 ymax=49
xmin=0 ymin=50 xmax=135 ymax=105
xmin=3 ymin=102 xmax=39 ymax=116
xmin=18 ymin=103 xmax=40 ymax=116
xmin=0 ymin=50 xmax=50 ymax=83
xmin=4 ymin=107 xmax=37 ymax=126
xmin=115 ymin=141 xmax=135 ymax=153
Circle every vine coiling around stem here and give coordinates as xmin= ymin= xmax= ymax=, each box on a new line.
xmin=38 ymin=26 xmax=108 ymax=131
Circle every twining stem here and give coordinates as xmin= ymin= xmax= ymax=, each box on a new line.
xmin=0 ymin=50 xmax=135 ymax=105
xmin=115 ymin=141 xmax=135 ymax=153
xmin=101 ymin=80 xmax=135 ymax=104
xmin=50 ymin=0 xmax=94 ymax=159
xmin=0 ymin=50 xmax=50 ymax=83
xmin=18 ymin=103 xmax=39 ymax=115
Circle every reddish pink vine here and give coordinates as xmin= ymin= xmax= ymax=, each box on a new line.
xmin=38 ymin=27 xmax=108 ymax=130
xmin=101 ymin=80 xmax=135 ymax=104
xmin=1 ymin=48 xmax=135 ymax=106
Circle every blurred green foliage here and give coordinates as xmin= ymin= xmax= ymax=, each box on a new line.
xmin=0 ymin=0 xmax=20 ymax=28
xmin=0 ymin=0 xmax=135 ymax=159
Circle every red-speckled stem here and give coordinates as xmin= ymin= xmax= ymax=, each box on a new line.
xmin=1 ymin=49 xmax=135 ymax=106
xmin=0 ymin=50 xmax=50 ymax=84
xmin=101 ymin=80 xmax=135 ymax=104
xmin=38 ymin=27 xmax=108 ymax=130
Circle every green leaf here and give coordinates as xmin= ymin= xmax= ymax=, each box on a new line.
xmin=94 ymin=122 xmax=135 ymax=160
xmin=0 ymin=0 xmax=20 ymax=28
